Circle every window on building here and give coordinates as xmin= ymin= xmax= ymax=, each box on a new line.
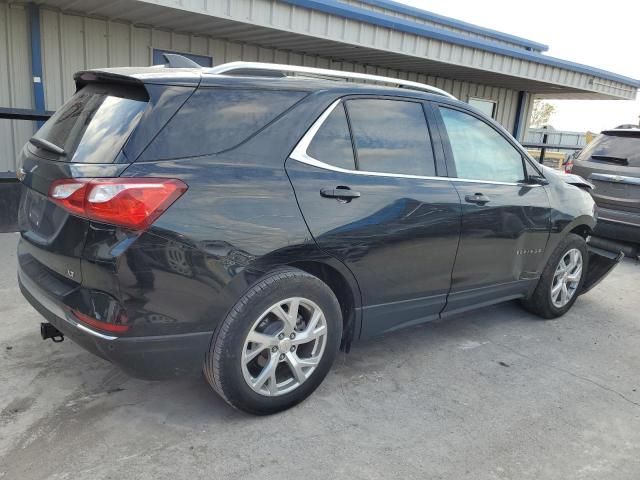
xmin=152 ymin=49 xmax=213 ymax=67
xmin=307 ymin=104 xmax=356 ymax=170
xmin=345 ymin=99 xmax=436 ymax=176
xmin=439 ymin=107 xmax=525 ymax=183
xmin=468 ymin=97 xmax=497 ymax=119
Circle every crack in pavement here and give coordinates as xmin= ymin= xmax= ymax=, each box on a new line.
xmin=493 ymin=341 xmax=640 ymax=409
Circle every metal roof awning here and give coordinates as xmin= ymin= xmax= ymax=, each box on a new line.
xmin=26 ymin=0 xmax=640 ymax=100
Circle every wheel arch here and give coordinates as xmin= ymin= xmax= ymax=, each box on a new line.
xmin=286 ymin=260 xmax=361 ymax=351
xmin=569 ymin=223 xmax=592 ymax=239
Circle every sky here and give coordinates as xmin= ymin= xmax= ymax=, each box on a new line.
xmin=396 ymin=0 xmax=640 ymax=132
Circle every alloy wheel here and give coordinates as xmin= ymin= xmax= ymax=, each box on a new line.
xmin=241 ymin=297 xmax=328 ymax=396
xmin=550 ymin=248 xmax=583 ymax=308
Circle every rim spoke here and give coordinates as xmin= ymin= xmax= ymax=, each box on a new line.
xmin=271 ymin=300 xmax=299 ymax=333
xmin=252 ymin=354 xmax=278 ymax=392
xmin=292 ymin=325 xmax=327 ymax=345
xmin=567 ymin=267 xmax=582 ymax=283
xmin=287 ymin=298 xmax=300 ymax=324
xmin=296 ymin=355 xmax=321 ymax=368
xmin=271 ymin=304 xmax=290 ymax=323
xmin=244 ymin=346 xmax=266 ymax=363
xmin=551 ymin=281 xmax=563 ymax=298
xmin=285 ymin=352 xmax=307 ymax=383
xmin=307 ymin=309 xmax=322 ymax=332
xmin=246 ymin=331 xmax=277 ymax=348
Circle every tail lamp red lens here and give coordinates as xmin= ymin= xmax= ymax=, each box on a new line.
xmin=49 ymin=178 xmax=187 ymax=230
xmin=564 ymin=159 xmax=574 ymax=173
xmin=71 ymin=309 xmax=130 ymax=333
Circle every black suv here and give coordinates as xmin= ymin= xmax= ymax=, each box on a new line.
xmin=17 ymin=60 xmax=620 ymax=414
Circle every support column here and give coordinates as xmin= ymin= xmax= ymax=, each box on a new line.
xmin=27 ymin=3 xmax=45 ymax=128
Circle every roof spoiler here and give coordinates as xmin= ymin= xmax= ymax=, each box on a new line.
xmin=601 ymin=128 xmax=640 ymax=137
xmin=74 ymin=70 xmax=144 ymax=89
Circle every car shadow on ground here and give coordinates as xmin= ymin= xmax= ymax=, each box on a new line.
xmin=32 ymin=299 xmax=542 ymax=421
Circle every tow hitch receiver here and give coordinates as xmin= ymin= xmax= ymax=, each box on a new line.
xmin=41 ymin=322 xmax=64 ymax=343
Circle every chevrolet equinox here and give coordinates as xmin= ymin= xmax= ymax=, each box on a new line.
xmin=17 ymin=59 xmax=621 ymax=414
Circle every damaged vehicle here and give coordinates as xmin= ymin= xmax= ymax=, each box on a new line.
xmin=16 ymin=58 xmax=622 ymax=415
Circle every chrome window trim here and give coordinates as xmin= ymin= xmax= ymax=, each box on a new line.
xmin=290 ymin=99 xmax=539 ymax=188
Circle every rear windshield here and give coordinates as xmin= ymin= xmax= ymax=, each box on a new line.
xmin=33 ymin=83 xmax=148 ymax=163
xmin=139 ymin=88 xmax=307 ymax=160
xmin=578 ymin=132 xmax=640 ymax=167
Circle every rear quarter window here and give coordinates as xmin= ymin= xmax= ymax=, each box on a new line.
xmin=140 ymin=88 xmax=307 ymax=160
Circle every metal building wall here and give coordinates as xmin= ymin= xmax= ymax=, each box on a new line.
xmin=340 ymin=0 xmax=537 ymax=51
xmin=0 ymin=2 xmax=34 ymax=174
xmin=0 ymin=5 xmax=522 ymax=173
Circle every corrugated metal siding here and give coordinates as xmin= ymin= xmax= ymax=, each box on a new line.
xmin=157 ymin=0 xmax=636 ymax=100
xmin=340 ymin=0 xmax=533 ymax=51
xmin=1 ymin=5 xmax=522 ymax=173
xmin=0 ymin=3 xmax=35 ymax=174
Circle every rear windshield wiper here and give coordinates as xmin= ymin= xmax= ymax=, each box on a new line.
xmin=29 ymin=136 xmax=66 ymax=156
xmin=591 ymin=155 xmax=628 ymax=166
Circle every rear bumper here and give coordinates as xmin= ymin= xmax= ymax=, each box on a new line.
xmin=595 ymin=208 xmax=640 ymax=243
xmin=18 ymin=265 xmax=212 ymax=380
xmin=581 ymin=241 xmax=625 ymax=295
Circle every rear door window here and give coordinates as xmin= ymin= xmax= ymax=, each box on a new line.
xmin=33 ymin=83 xmax=148 ymax=163
xmin=141 ymin=88 xmax=307 ymax=160
xmin=345 ymin=99 xmax=436 ymax=176
xmin=307 ymin=103 xmax=355 ymax=170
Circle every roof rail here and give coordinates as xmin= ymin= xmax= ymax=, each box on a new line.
xmin=208 ymin=61 xmax=457 ymax=99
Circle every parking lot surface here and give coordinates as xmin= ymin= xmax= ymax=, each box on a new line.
xmin=1 ymin=232 xmax=639 ymax=480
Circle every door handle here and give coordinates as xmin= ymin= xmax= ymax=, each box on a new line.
xmin=320 ymin=186 xmax=361 ymax=200
xmin=464 ymin=193 xmax=490 ymax=205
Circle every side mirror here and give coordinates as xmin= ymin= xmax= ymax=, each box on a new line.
xmin=528 ymin=175 xmax=549 ymax=186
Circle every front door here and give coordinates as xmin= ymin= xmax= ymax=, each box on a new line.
xmin=286 ymin=97 xmax=461 ymax=336
xmin=434 ymin=105 xmax=551 ymax=316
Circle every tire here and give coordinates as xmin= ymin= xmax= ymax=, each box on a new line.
xmin=203 ymin=267 xmax=342 ymax=415
xmin=521 ymin=233 xmax=588 ymax=319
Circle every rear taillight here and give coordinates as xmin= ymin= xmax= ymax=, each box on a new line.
xmin=564 ymin=159 xmax=574 ymax=173
xmin=49 ymin=178 xmax=187 ymax=230
xmin=72 ymin=309 xmax=130 ymax=333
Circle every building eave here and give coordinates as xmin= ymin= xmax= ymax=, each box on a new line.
xmin=348 ymin=0 xmax=550 ymax=52
xmin=21 ymin=0 xmax=640 ymax=100
xmin=281 ymin=0 xmax=640 ymax=89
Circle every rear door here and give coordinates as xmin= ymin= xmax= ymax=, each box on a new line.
xmin=286 ymin=96 xmax=461 ymax=337
xmin=434 ymin=105 xmax=551 ymax=316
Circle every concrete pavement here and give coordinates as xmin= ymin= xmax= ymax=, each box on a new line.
xmin=1 ymin=232 xmax=639 ymax=479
